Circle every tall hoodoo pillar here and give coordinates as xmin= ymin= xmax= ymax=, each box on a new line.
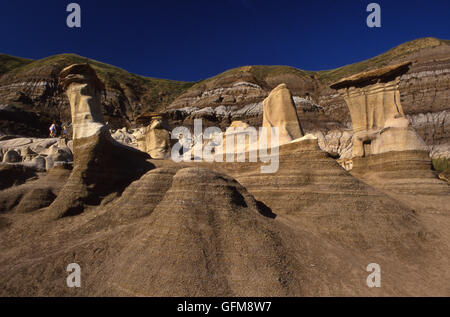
xmin=330 ymin=62 xmax=426 ymax=158
xmin=262 ymin=83 xmax=304 ymax=146
xmin=49 ymin=64 xmax=153 ymax=218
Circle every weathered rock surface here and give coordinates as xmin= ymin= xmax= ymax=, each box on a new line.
xmin=311 ymin=129 xmax=353 ymax=158
xmin=103 ymin=167 xmax=301 ymax=296
xmin=0 ymin=38 xmax=449 ymax=297
xmin=0 ymin=137 xmax=72 ymax=172
xmin=0 ymin=164 xmax=37 ymax=191
xmin=0 ymin=103 xmax=51 ymax=137
xmin=1 ymin=38 xmax=448 ymax=160
xmin=326 ymin=59 xmax=449 ymax=214
xmin=166 ymin=38 xmax=450 ymax=159
xmin=262 ymin=84 xmax=304 ymax=145
xmin=135 ymin=113 xmax=172 ymax=159
xmin=0 ymin=54 xmax=193 ymax=136
xmin=407 ymin=110 xmax=450 ymax=158
xmin=0 ymin=165 xmax=70 ymax=213
xmin=0 ymin=135 xmax=449 ymax=295
xmin=111 ymin=128 xmax=137 ymax=147
xmin=14 ymin=188 xmax=57 ymax=214
xmin=48 ymin=64 xmax=153 ymax=218
xmin=350 ymin=150 xmax=450 ymax=216
xmin=2 ymin=150 xmax=21 ymax=163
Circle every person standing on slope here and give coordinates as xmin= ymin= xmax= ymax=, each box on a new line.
xmin=49 ymin=121 xmax=57 ymax=138
xmin=61 ymin=124 xmax=68 ymax=142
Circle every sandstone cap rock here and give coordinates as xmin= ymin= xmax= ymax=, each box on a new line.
xmin=330 ymin=61 xmax=412 ymax=90
xmin=58 ymin=63 xmax=105 ymax=92
xmin=136 ymin=112 xmax=168 ymax=125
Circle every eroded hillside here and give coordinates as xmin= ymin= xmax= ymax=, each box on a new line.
xmin=0 ymin=54 xmax=194 ymax=136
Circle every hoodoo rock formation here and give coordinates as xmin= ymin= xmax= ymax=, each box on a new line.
xmin=219 ymin=120 xmax=255 ymax=156
xmin=331 ymin=63 xmax=449 ymax=214
xmin=164 ymin=38 xmax=449 ymax=162
xmin=262 ymin=83 xmax=304 ymax=145
xmin=178 ymin=84 xmax=308 ymax=160
xmin=1 ymin=39 xmax=448 ymax=162
xmin=0 ymin=39 xmax=449 ymax=297
xmin=330 ymin=62 xmax=426 ymax=158
xmin=48 ymin=64 xmax=153 ymax=218
xmin=136 ymin=112 xmax=171 ymax=159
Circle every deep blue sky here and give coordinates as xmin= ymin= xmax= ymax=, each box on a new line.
xmin=0 ymin=0 xmax=449 ymax=82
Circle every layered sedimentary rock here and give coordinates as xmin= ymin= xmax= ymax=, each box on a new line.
xmin=310 ymin=129 xmax=353 ymax=159
xmin=166 ymin=84 xmax=329 ymax=133
xmin=173 ymin=83 xmax=308 ymax=160
xmin=100 ymin=167 xmax=301 ymax=296
xmin=320 ymin=40 xmax=450 ymax=159
xmin=166 ymin=38 xmax=449 ymax=159
xmin=215 ymin=139 xmax=403 ymax=218
xmin=0 ymin=163 xmax=37 ymax=190
xmin=0 ymin=165 xmax=70 ymax=213
xmin=1 ymin=39 xmax=450 ymax=297
xmin=48 ymin=64 xmax=153 ymax=218
xmin=331 ymin=62 xmax=427 ymax=158
xmin=407 ymin=110 xmax=450 ymax=158
xmin=191 ymin=84 xmax=307 ymax=159
xmin=0 ymin=54 xmax=193 ymax=136
xmin=350 ymin=150 xmax=450 ymax=213
xmin=1 ymin=133 xmax=449 ymax=295
xmin=0 ymin=39 xmax=448 ymax=159
xmin=330 ymin=63 xmax=449 ymax=212
xmin=1 ymin=39 xmax=448 ymax=160
xmin=0 ymin=165 xmax=305 ymax=296
xmin=204 ymin=139 xmax=450 ymax=294
xmin=3 ymin=153 xmax=447 ymax=296
xmin=87 ymin=167 xmax=180 ymax=226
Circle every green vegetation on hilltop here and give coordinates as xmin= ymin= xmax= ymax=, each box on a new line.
xmin=1 ymin=53 xmax=194 ymax=113
xmin=432 ymin=158 xmax=450 ymax=182
xmin=178 ymin=37 xmax=449 ymax=93
xmin=317 ymin=37 xmax=449 ymax=83
xmin=432 ymin=157 xmax=449 ymax=173
xmin=0 ymin=54 xmax=33 ymax=76
xmin=217 ymin=65 xmax=313 ymax=80
xmin=186 ymin=65 xmax=315 ymax=92
xmin=6 ymin=53 xmax=192 ymax=90
xmin=0 ymin=37 xmax=448 ymax=112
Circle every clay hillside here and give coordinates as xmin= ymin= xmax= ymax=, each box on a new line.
xmin=0 ymin=53 xmax=194 ymax=136
xmin=0 ymin=38 xmax=449 ymax=296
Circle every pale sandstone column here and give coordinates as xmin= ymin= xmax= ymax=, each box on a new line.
xmin=262 ymin=83 xmax=304 ymax=146
xmin=373 ymin=83 xmax=386 ymax=129
xmin=145 ymin=117 xmax=171 ymax=159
